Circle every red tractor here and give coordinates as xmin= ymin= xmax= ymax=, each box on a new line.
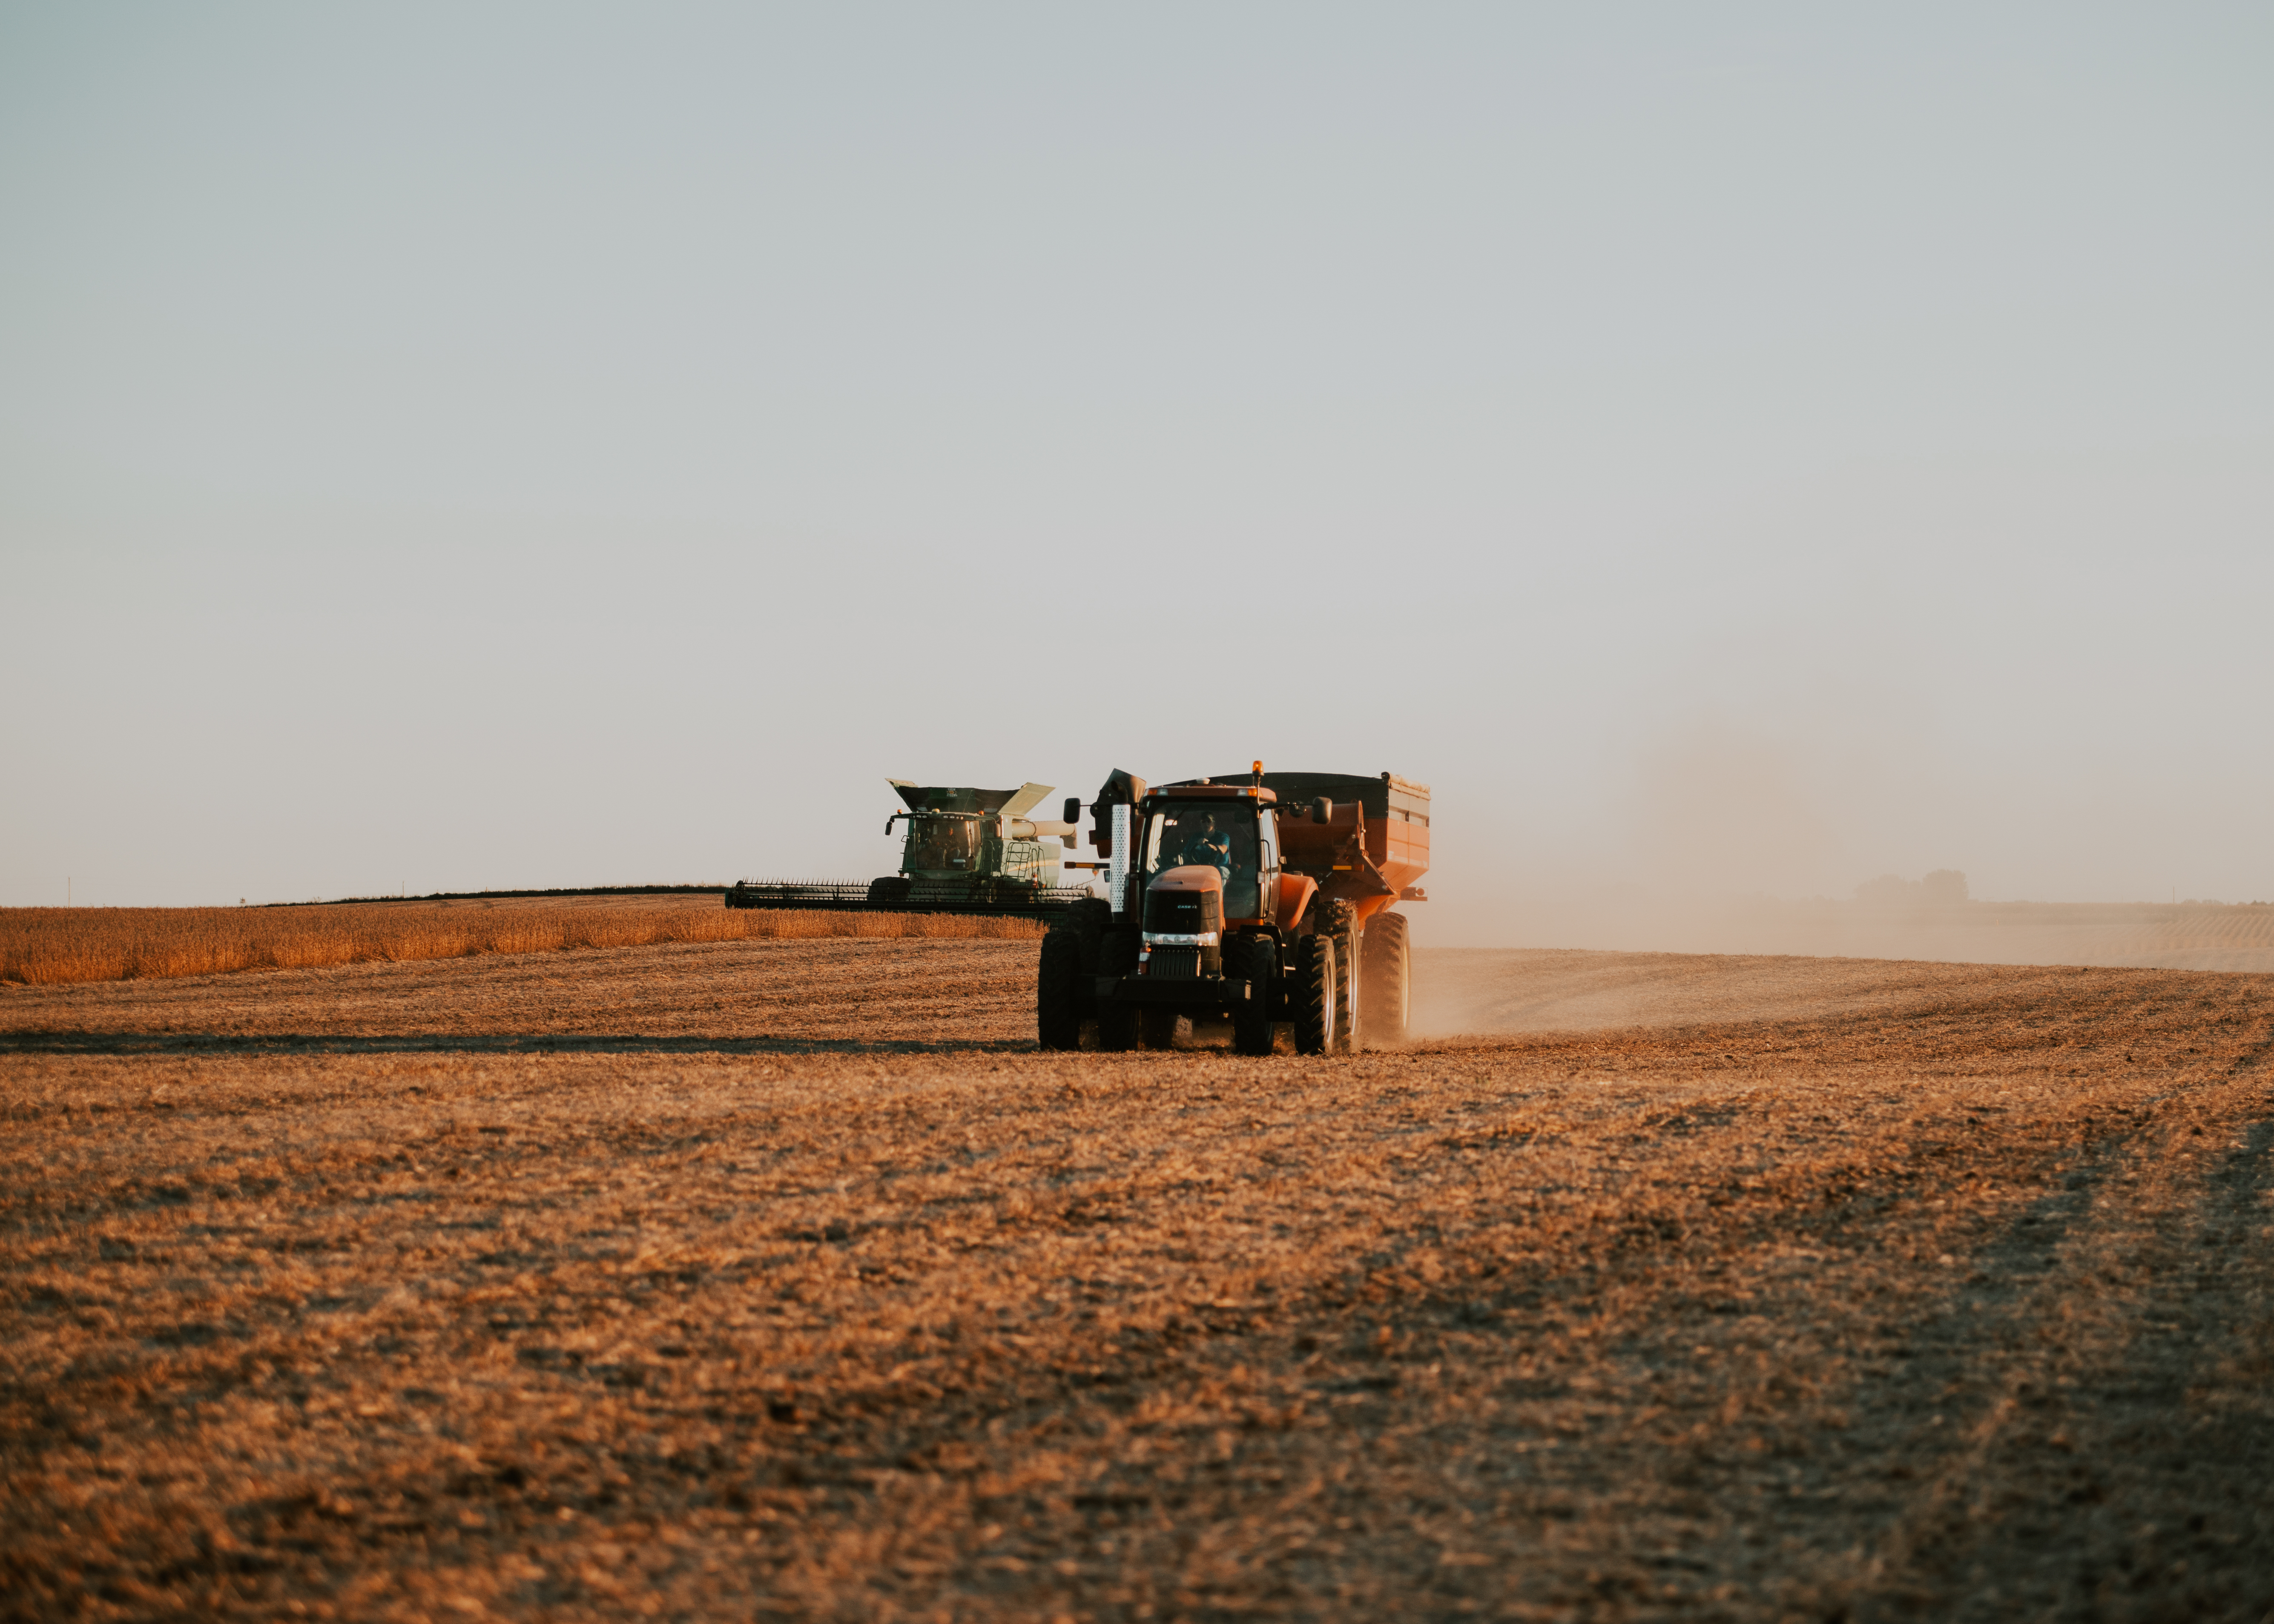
xmin=1037 ymin=767 xmax=1430 ymax=1055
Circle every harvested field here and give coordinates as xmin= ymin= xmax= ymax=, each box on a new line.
xmin=4 ymin=943 xmax=2272 ymax=1621
xmin=0 ymin=897 xmax=1045 ymax=989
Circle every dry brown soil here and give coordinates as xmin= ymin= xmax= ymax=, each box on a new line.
xmin=4 ymin=942 xmax=2271 ymax=1622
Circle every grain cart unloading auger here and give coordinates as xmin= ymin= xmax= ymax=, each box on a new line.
xmin=1036 ymin=766 xmax=1430 ymax=1055
xmin=726 ymin=780 xmax=1094 ymax=919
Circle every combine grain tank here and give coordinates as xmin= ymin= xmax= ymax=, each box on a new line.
xmin=1035 ymin=766 xmax=1429 ymax=1055
xmin=726 ymin=780 xmax=1096 ymax=920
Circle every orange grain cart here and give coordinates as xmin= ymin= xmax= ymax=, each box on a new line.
xmin=1036 ymin=767 xmax=1429 ymax=1056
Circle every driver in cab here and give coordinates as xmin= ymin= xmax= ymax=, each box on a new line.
xmin=1185 ymin=812 xmax=1232 ymax=882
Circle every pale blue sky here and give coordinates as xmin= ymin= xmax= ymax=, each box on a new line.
xmin=4 ymin=3 xmax=2269 ymax=939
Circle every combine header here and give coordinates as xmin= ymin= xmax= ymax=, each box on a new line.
xmin=726 ymin=780 xmax=1094 ymax=920
xmin=1036 ymin=765 xmax=1430 ymax=1054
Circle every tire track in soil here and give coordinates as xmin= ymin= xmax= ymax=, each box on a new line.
xmin=1805 ymin=1005 xmax=2274 ymax=1624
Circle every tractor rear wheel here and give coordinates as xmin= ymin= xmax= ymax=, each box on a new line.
xmin=1037 ymin=929 xmax=1084 ymax=1051
xmin=1336 ymin=928 xmax=1362 ymax=1053
xmin=1225 ymin=935 xmax=1277 ymax=1056
xmin=1293 ymin=933 xmax=1337 ymax=1055
xmin=1319 ymin=900 xmax=1360 ymax=1053
xmin=1359 ymin=910 xmax=1410 ymax=1043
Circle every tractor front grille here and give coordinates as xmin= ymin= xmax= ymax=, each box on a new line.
xmin=1146 ymin=948 xmax=1201 ymax=979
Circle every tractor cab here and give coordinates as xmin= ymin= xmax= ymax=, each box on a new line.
xmin=1136 ymin=789 xmax=1277 ymax=922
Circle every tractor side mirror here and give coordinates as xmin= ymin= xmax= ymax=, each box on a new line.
xmin=1063 ymin=797 xmax=1081 ymax=826
xmin=1312 ymin=798 xmax=1333 ymax=824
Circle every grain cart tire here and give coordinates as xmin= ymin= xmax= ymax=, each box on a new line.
xmin=1294 ymin=933 xmax=1337 ymax=1056
xmin=1226 ymin=935 xmax=1277 ymax=1056
xmin=866 ymin=875 xmax=913 ymax=905
xmin=1037 ymin=930 xmax=1085 ymax=1051
xmin=1359 ymin=910 xmax=1411 ymax=1044
xmin=1140 ymin=1007 xmax=1183 ymax=1049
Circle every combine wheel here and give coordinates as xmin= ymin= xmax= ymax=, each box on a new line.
xmin=1293 ymin=933 xmax=1337 ymax=1056
xmin=1140 ymin=1007 xmax=1183 ymax=1049
xmin=1225 ymin=935 xmax=1277 ymax=1056
xmin=866 ymin=875 xmax=912 ymax=905
xmin=1036 ymin=930 xmax=1084 ymax=1051
xmin=1359 ymin=911 xmax=1411 ymax=1044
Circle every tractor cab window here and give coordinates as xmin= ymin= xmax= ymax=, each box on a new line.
xmin=1141 ymin=802 xmax=1262 ymax=919
xmin=908 ymin=816 xmax=977 ymax=871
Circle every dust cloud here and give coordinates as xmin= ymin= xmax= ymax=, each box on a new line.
xmin=1419 ymin=715 xmax=2274 ymax=987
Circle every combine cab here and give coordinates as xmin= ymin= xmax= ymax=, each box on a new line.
xmin=727 ymin=780 xmax=1094 ymax=919
xmin=1036 ymin=766 xmax=1429 ymax=1054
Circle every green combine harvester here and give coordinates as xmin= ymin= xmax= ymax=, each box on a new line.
xmin=726 ymin=780 xmax=1097 ymax=919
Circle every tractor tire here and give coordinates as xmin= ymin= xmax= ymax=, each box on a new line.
xmin=1336 ymin=940 xmax=1360 ymax=1051
xmin=1094 ymin=928 xmax=1140 ymax=1050
xmin=866 ymin=875 xmax=913 ymax=906
xmin=1071 ymin=898 xmax=1109 ymax=1019
xmin=1293 ymin=933 xmax=1337 ymax=1056
xmin=1318 ymin=900 xmax=1360 ymax=1053
xmin=1097 ymin=1003 xmax=1140 ymax=1051
xmin=1037 ymin=929 xmax=1084 ymax=1051
xmin=1140 ymin=1007 xmax=1183 ymax=1050
xmin=1360 ymin=910 xmax=1411 ymax=1044
xmin=1339 ymin=926 xmax=1364 ymax=1053
xmin=1225 ymin=934 xmax=1277 ymax=1056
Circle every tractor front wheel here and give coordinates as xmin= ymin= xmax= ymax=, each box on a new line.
xmin=1097 ymin=1003 xmax=1140 ymax=1051
xmin=1226 ymin=935 xmax=1277 ymax=1056
xmin=1093 ymin=929 xmax=1140 ymax=1050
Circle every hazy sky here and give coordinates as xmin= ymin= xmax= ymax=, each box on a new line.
xmin=4 ymin=3 xmax=2269 ymax=942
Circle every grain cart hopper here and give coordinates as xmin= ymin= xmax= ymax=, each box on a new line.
xmin=727 ymin=780 xmax=1095 ymax=920
xmin=1035 ymin=766 xmax=1429 ymax=1054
